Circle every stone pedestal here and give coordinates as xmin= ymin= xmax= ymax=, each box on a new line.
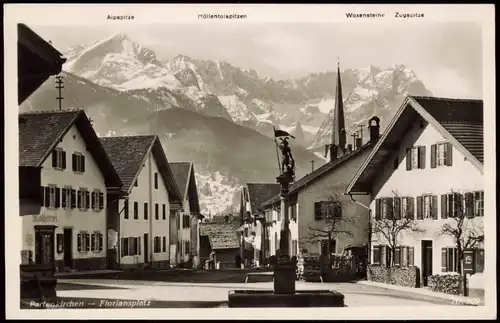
xmin=273 ymin=262 xmax=296 ymax=294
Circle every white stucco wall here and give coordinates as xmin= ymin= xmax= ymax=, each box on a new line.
xmin=370 ymin=121 xmax=484 ymax=289
xmin=22 ymin=124 xmax=107 ymax=265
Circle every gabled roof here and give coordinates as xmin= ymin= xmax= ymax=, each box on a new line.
xmin=245 ymin=183 xmax=281 ymax=214
xmin=261 ymin=142 xmax=374 ymax=207
xmin=100 ymin=135 xmax=182 ymax=202
xmin=18 ymin=110 xmax=122 ymax=189
xmin=199 ymin=222 xmax=240 ymax=250
xmin=346 ymin=96 xmax=484 ymax=194
xmin=18 ymin=24 xmax=66 ymax=104
xmin=169 ymin=162 xmax=201 ymax=213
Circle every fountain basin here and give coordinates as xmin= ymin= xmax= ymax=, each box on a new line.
xmin=228 ymin=289 xmax=345 ymax=307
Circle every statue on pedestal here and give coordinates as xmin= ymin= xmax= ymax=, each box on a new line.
xmin=278 ymin=138 xmax=295 ymax=178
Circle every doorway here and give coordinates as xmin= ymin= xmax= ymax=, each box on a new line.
xmin=143 ymin=233 xmax=149 ymax=264
xmin=421 ymin=240 xmax=433 ymax=286
xmin=34 ymin=225 xmax=56 ymax=269
xmin=63 ymin=228 xmax=73 ymax=268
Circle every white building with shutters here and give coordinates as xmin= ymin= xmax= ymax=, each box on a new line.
xmin=100 ymin=135 xmax=183 ymax=270
xmin=346 ymin=96 xmax=485 ymax=295
xmin=19 ymin=110 xmax=123 ymax=272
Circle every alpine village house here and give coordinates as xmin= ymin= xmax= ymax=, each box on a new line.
xmin=99 ymin=135 xmax=183 ymax=270
xmin=259 ymin=64 xmax=379 ymax=259
xmin=239 ymin=183 xmax=281 ymax=266
xmin=19 ymin=110 xmax=124 ymax=272
xmin=169 ymin=162 xmax=203 ymax=268
xmin=346 ymin=96 xmax=484 ymax=295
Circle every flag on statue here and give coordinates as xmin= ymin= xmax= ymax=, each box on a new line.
xmin=273 ymin=126 xmax=295 ymax=139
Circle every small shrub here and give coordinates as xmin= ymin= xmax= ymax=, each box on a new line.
xmin=367 ymin=264 xmax=420 ymax=288
xmin=428 ymin=274 xmax=461 ymax=295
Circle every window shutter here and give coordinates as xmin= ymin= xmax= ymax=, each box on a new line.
xmin=163 ymin=237 xmax=166 ymax=252
xmin=455 ymin=193 xmax=464 ymax=218
xmin=386 ymin=198 xmax=394 ymax=219
xmin=394 ymin=197 xmax=401 ymax=220
xmin=406 ymin=148 xmax=412 ymax=170
xmin=85 ymin=191 xmax=90 ymax=209
xmin=138 ymin=237 xmax=141 ymax=255
xmin=91 ymin=234 xmax=96 ymax=251
xmin=418 ymin=146 xmax=426 ymax=169
xmin=394 ymin=247 xmax=401 ymax=266
xmin=416 ymin=196 xmax=423 ymax=219
xmin=431 ymin=195 xmax=438 ymax=219
xmin=72 ymin=153 xmax=77 ymax=171
xmin=77 ymin=234 xmax=82 ymax=252
xmin=70 ymin=189 xmax=76 ymax=208
xmin=144 ymin=203 xmax=148 ymax=219
xmin=81 ymin=155 xmax=86 ymax=172
xmin=99 ymin=234 xmax=103 ymax=251
xmin=40 ymin=186 xmax=45 ymax=206
xmin=155 ymin=203 xmax=159 ymax=220
xmin=52 ymin=151 xmax=57 ymax=167
xmin=91 ymin=192 xmax=96 ymax=209
xmin=163 ymin=204 xmax=166 ymax=220
xmin=85 ymin=234 xmax=90 ymax=251
xmin=441 ymin=248 xmax=448 ymax=272
xmin=408 ymin=247 xmax=414 ymax=266
xmin=124 ymin=201 xmax=129 ymax=219
xmin=61 ymin=188 xmax=67 ymax=208
xmin=445 ymin=142 xmax=453 ymax=166
xmin=407 ymin=197 xmax=415 ymax=219
xmin=61 ymin=151 xmax=67 ymax=169
xmin=465 ymin=192 xmax=474 ymax=218
xmin=77 ymin=191 xmax=81 ymax=208
xmin=55 ymin=187 xmax=61 ymax=208
xmin=121 ymin=238 xmax=125 ymax=257
xmin=314 ymin=202 xmax=322 ymax=220
xmin=430 ymin=144 xmax=437 ymax=168
xmin=99 ymin=192 xmax=104 ymax=210
xmin=440 ymin=194 xmax=448 ymax=219
xmin=375 ymin=198 xmax=381 ymax=220
xmin=44 ymin=187 xmax=50 ymax=207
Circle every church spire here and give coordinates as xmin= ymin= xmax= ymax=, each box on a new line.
xmin=330 ymin=58 xmax=347 ymax=162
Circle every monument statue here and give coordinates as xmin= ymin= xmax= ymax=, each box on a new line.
xmin=278 ymin=138 xmax=295 ymax=177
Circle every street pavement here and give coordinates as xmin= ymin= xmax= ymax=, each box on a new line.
xmin=54 ymin=279 xmax=466 ymax=307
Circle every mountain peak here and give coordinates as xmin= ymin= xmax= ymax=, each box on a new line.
xmin=110 ymin=31 xmax=128 ymax=40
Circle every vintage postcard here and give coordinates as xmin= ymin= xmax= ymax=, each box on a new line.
xmin=4 ymin=3 xmax=496 ymax=320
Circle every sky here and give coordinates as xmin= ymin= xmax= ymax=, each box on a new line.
xmin=32 ymin=22 xmax=483 ymax=99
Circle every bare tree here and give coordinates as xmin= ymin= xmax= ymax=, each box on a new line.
xmin=371 ymin=191 xmax=425 ymax=267
xmin=306 ymin=191 xmax=356 ymax=257
xmin=437 ymin=190 xmax=484 ymax=296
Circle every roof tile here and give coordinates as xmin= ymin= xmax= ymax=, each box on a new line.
xmin=199 ymin=222 xmax=240 ymax=250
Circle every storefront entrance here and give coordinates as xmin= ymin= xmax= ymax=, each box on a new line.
xmin=34 ymin=225 xmax=56 ymax=270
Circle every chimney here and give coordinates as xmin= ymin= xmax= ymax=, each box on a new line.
xmin=355 ymin=137 xmax=362 ymax=150
xmin=368 ymin=116 xmax=381 ymax=143
xmin=347 ymin=144 xmax=353 ymax=153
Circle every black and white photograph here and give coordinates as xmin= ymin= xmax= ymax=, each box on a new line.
xmin=4 ymin=3 xmax=496 ymax=320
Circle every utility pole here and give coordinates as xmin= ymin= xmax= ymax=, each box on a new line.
xmin=310 ymin=160 xmax=315 ymax=172
xmin=55 ymin=74 xmax=64 ymax=111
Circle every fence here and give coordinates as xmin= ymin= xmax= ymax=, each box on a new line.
xmin=300 ymin=255 xmax=361 ymax=282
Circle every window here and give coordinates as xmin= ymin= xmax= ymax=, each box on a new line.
xmin=162 ymin=204 xmax=166 ymax=220
xmin=77 ymin=232 xmax=90 ymax=253
xmin=91 ymin=190 xmax=104 ymax=211
xmin=441 ymin=247 xmax=459 ymax=273
xmin=154 ymin=237 xmax=162 ymax=253
xmin=121 ymin=237 xmax=140 ymax=257
xmin=406 ymin=146 xmax=426 ymax=170
xmin=154 ymin=173 xmax=158 ymax=189
xmin=41 ymin=185 xmax=60 ymax=209
xmin=162 ymin=237 xmax=167 ymax=252
xmin=124 ymin=200 xmax=129 ymax=219
xmin=52 ymin=149 xmax=66 ymax=169
xmin=72 ymin=153 xmax=85 ymax=172
xmin=372 ymin=245 xmax=382 ymax=265
xmin=90 ymin=232 xmax=103 ymax=252
xmin=400 ymin=197 xmax=409 ymax=218
xmin=144 ymin=203 xmax=148 ymax=220
xmin=416 ymin=195 xmax=436 ymax=219
xmin=183 ymin=214 xmax=190 ymax=228
xmin=48 ymin=186 xmax=57 ymax=208
xmin=431 ymin=142 xmax=453 ymax=168
xmin=392 ymin=246 xmax=414 ymax=267
xmin=133 ymin=202 xmax=138 ymax=219
xmin=290 ymin=203 xmax=298 ymax=222
xmin=61 ymin=187 xmax=72 ymax=209
xmin=473 ymin=191 xmax=484 ymax=217
xmin=77 ymin=189 xmax=90 ymax=210
xmin=184 ymin=241 xmax=190 ymax=255
xmin=442 ymin=193 xmax=463 ymax=218
xmin=155 ymin=203 xmax=159 ymax=220
xmin=315 ymin=201 xmax=342 ymax=221
xmin=437 ymin=143 xmax=448 ymax=166
xmin=134 ymin=178 xmax=138 ymax=187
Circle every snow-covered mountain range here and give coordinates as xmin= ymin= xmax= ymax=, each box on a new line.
xmin=21 ymin=32 xmax=432 ymax=214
